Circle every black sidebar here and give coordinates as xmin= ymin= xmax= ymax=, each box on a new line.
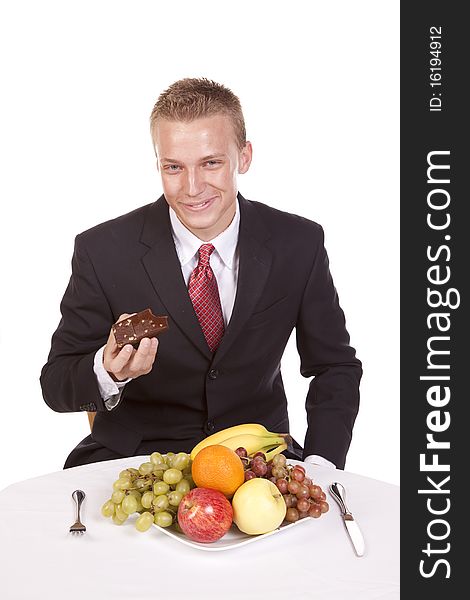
xmin=401 ymin=2 xmax=466 ymax=597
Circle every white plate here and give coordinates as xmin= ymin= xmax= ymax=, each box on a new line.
xmin=153 ymin=517 xmax=313 ymax=551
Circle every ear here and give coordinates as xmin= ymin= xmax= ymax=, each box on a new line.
xmin=238 ymin=141 xmax=253 ymax=174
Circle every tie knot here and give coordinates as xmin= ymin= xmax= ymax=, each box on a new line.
xmin=197 ymin=243 xmax=215 ymax=267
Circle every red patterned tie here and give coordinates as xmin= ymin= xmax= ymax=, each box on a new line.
xmin=188 ymin=244 xmax=225 ymax=352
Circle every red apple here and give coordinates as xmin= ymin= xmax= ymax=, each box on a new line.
xmin=177 ymin=487 xmax=233 ymax=543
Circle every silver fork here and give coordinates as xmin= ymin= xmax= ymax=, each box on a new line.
xmin=69 ymin=489 xmax=86 ymax=535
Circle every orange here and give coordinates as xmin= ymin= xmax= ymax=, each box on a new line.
xmin=191 ymin=444 xmax=245 ymax=498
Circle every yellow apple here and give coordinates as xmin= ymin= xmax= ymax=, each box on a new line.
xmin=232 ymin=478 xmax=287 ymax=535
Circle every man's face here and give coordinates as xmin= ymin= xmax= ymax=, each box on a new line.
xmin=153 ymin=115 xmax=252 ymax=241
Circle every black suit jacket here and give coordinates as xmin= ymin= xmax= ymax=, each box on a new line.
xmin=40 ymin=194 xmax=362 ymax=469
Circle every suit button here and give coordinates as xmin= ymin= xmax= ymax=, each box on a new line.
xmin=206 ymin=420 xmax=215 ymax=432
xmin=208 ymin=369 xmax=219 ymax=380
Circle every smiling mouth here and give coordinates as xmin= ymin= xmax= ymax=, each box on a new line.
xmin=183 ymin=197 xmax=216 ymax=210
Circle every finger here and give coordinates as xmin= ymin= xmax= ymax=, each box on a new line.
xmin=106 ymin=327 xmax=118 ymax=351
xmin=109 ymin=344 xmax=135 ymax=375
xmin=130 ymin=337 xmax=159 ymax=374
xmin=102 ymin=329 xmax=120 ymax=371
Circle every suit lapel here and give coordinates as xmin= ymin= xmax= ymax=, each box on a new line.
xmin=212 ymin=194 xmax=272 ymax=365
xmin=140 ymin=197 xmax=212 ymax=359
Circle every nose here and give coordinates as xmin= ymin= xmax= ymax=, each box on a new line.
xmin=184 ymin=168 xmax=205 ymax=197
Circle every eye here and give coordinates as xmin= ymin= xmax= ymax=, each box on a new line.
xmin=204 ymin=160 xmax=222 ymax=168
xmin=163 ymin=164 xmax=182 ymax=173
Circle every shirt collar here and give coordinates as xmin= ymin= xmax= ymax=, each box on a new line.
xmin=169 ymin=199 xmax=240 ymax=269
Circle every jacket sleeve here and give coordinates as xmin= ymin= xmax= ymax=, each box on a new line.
xmin=40 ymin=234 xmax=114 ymax=413
xmin=296 ymin=226 xmax=362 ymax=469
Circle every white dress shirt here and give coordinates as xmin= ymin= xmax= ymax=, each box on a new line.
xmin=92 ymin=200 xmax=335 ymax=469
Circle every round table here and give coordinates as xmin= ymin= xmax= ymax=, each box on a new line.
xmin=0 ymin=456 xmax=399 ymax=599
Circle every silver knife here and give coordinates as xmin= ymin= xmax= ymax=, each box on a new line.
xmin=329 ymin=482 xmax=365 ymax=557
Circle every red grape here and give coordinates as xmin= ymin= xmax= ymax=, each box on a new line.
xmin=252 ymin=452 xmax=266 ymax=460
xmin=308 ymin=504 xmax=322 ymax=518
xmin=296 ymin=485 xmax=310 ymax=500
xmin=244 ymin=470 xmax=256 ymax=481
xmin=283 ymin=494 xmax=296 ymax=508
xmin=292 ymin=468 xmax=305 ymax=483
xmin=252 ymin=461 xmax=268 ymax=477
xmin=276 ymin=462 xmax=328 ymax=525
xmin=285 ymin=508 xmax=299 ymax=523
xmin=296 ymin=498 xmax=310 ymax=513
xmin=287 ymin=480 xmax=300 ymax=494
xmin=235 ymin=447 xmax=248 ymax=458
xmin=309 ymin=485 xmax=322 ymax=500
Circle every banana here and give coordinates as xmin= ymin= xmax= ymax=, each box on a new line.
xmin=190 ymin=423 xmax=282 ymax=459
xmin=218 ymin=433 xmax=288 ymax=456
xmin=263 ymin=443 xmax=288 ymax=462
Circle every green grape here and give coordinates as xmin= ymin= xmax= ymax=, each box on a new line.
xmin=111 ymin=490 xmax=125 ymax=504
xmin=141 ymin=491 xmax=154 ymax=509
xmin=167 ymin=490 xmax=183 ymax=507
xmin=164 ymin=452 xmax=175 ymax=466
xmin=153 ymin=494 xmax=169 ymax=512
xmin=163 ymin=468 xmax=183 ymax=485
xmin=128 ymin=490 xmax=142 ymax=501
xmin=172 ymin=452 xmax=190 ymax=471
xmin=154 ymin=511 xmax=173 ymax=528
xmin=175 ymin=479 xmax=191 ymax=495
xmin=119 ymin=469 xmax=135 ymax=479
xmin=134 ymin=478 xmax=151 ymax=490
xmin=150 ymin=452 xmax=164 ymax=465
xmin=112 ymin=514 xmax=125 ymax=526
xmin=272 ymin=454 xmax=287 ymax=467
xmin=153 ymin=481 xmax=170 ymax=495
xmin=113 ymin=477 xmax=130 ymax=491
xmin=155 ymin=464 xmax=169 ymax=475
xmin=184 ymin=474 xmax=195 ymax=488
xmin=115 ymin=504 xmax=128 ymax=522
xmin=173 ymin=522 xmax=185 ymax=534
xmin=138 ymin=462 xmax=154 ymax=476
xmin=122 ymin=494 xmax=138 ymax=515
xmin=101 ymin=500 xmax=115 ymax=518
xmin=271 ymin=467 xmax=284 ymax=478
xmin=135 ymin=511 xmax=154 ymax=532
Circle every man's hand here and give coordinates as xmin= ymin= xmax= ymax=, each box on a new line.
xmin=103 ymin=313 xmax=159 ymax=381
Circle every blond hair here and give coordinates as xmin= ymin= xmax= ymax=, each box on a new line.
xmin=150 ymin=78 xmax=246 ymax=150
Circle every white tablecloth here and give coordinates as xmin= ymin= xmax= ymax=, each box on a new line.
xmin=0 ymin=457 xmax=399 ymax=600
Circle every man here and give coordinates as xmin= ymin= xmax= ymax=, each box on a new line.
xmin=40 ymin=78 xmax=362 ymax=470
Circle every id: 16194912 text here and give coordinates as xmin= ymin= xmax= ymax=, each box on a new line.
xmin=429 ymin=26 xmax=442 ymax=112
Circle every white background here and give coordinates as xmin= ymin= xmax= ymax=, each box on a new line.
xmin=0 ymin=1 xmax=399 ymax=490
